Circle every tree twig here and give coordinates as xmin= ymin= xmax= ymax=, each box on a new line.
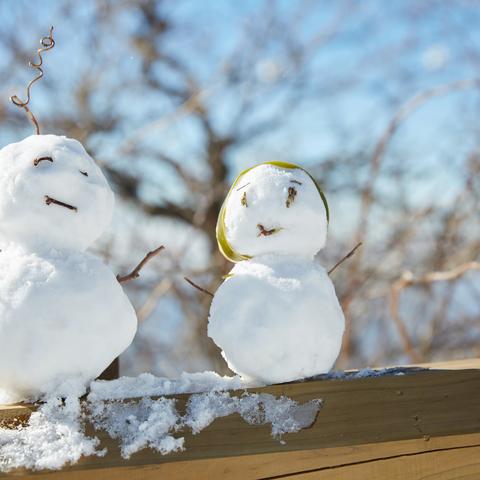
xmin=184 ymin=277 xmax=214 ymax=297
xmin=117 ymin=245 xmax=165 ymax=284
xmin=137 ymin=278 xmax=173 ymax=322
xmin=356 ymin=77 xmax=480 ymax=247
xmin=390 ymin=261 xmax=480 ymax=362
xmin=328 ymin=242 xmax=362 ymax=275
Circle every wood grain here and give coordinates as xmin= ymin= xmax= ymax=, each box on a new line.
xmin=287 ymin=445 xmax=480 ymax=479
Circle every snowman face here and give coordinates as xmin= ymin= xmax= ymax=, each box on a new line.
xmin=218 ymin=163 xmax=329 ymax=260
xmin=0 ymin=135 xmax=114 ymax=252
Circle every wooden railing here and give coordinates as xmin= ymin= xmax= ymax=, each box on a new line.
xmin=1 ymin=358 xmax=480 ymax=479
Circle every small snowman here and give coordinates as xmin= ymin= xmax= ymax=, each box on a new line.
xmin=0 ymin=29 xmax=137 ymax=400
xmin=208 ymin=162 xmax=345 ymax=384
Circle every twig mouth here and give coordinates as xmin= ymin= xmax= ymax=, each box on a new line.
xmin=257 ymin=224 xmax=282 ymax=237
xmin=44 ymin=195 xmax=78 ymax=212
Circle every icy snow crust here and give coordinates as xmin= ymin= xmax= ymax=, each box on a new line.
xmin=0 ymin=372 xmax=322 ymax=472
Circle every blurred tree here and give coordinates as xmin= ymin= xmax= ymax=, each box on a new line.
xmin=0 ymin=0 xmax=479 ymax=376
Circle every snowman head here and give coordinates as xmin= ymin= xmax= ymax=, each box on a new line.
xmin=217 ymin=162 xmax=329 ymax=261
xmin=0 ymin=135 xmax=114 ymax=252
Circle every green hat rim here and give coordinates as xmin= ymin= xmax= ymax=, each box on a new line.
xmin=216 ymin=161 xmax=329 ymax=263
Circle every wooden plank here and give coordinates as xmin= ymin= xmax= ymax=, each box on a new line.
xmin=7 ymin=433 xmax=480 ymax=479
xmin=290 ymin=445 xmax=480 ymax=479
xmin=412 ymin=357 xmax=480 ymax=370
xmin=1 ymin=360 xmax=480 ymax=478
xmin=0 ymin=403 xmax=35 ymax=429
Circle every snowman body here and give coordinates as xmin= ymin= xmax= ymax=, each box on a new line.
xmin=208 ymin=162 xmax=345 ymax=384
xmin=0 ymin=245 xmax=136 ymax=397
xmin=0 ymin=135 xmax=137 ymax=399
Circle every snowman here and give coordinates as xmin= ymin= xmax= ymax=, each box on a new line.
xmin=208 ymin=161 xmax=345 ymax=384
xmin=0 ymin=134 xmax=137 ymax=400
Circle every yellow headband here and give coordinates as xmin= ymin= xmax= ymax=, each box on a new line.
xmin=216 ymin=161 xmax=329 ymax=263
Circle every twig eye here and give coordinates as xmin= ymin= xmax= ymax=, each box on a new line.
xmin=33 ymin=156 xmax=53 ymax=166
xmin=241 ymin=191 xmax=247 ymax=207
xmin=286 ymin=186 xmax=297 ymax=208
xmin=80 ymin=170 xmax=88 ymax=177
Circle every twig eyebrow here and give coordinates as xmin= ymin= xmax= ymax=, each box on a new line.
xmin=236 ymin=182 xmax=250 ymax=191
xmin=33 ymin=156 xmax=53 ymax=166
xmin=290 ymin=180 xmax=302 ymax=185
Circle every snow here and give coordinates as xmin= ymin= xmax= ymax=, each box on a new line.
xmin=209 ymin=163 xmax=344 ymax=384
xmin=0 ymin=371 xmax=323 ymax=471
xmin=0 ymin=135 xmax=137 ymax=400
xmin=90 ymin=396 xmax=184 ymax=458
xmin=88 ymin=371 xmax=249 ymax=402
xmin=186 ymin=392 xmax=321 ymax=438
xmin=221 ymin=163 xmax=328 ymax=259
xmin=322 ymin=367 xmax=417 ymax=381
xmin=0 ymin=387 xmax=103 ymax=472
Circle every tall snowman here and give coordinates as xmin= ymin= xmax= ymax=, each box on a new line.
xmin=208 ymin=162 xmax=345 ymax=384
xmin=0 ymin=135 xmax=137 ymax=400
xmin=0 ymin=28 xmax=137 ymax=401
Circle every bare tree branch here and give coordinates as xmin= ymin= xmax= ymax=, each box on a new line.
xmin=390 ymin=262 xmax=480 ymax=361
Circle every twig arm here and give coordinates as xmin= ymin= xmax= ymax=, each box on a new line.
xmin=117 ymin=245 xmax=165 ymax=284
xmin=184 ymin=277 xmax=214 ymax=297
xmin=328 ymin=242 xmax=362 ymax=275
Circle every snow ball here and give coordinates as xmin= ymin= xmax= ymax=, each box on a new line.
xmin=208 ymin=255 xmax=345 ymax=384
xmin=0 ymin=135 xmax=114 ymax=252
xmin=0 ymin=245 xmax=137 ymax=400
xmin=218 ymin=163 xmax=328 ymax=261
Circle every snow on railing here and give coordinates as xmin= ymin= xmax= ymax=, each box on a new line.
xmin=1 ymin=359 xmax=479 ymax=479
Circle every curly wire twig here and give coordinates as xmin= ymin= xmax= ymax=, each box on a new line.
xmin=10 ymin=26 xmax=55 ymax=135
